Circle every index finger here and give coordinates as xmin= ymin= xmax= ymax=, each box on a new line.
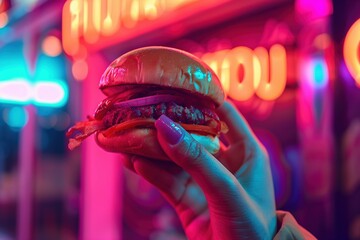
xmin=216 ymin=100 xmax=257 ymax=144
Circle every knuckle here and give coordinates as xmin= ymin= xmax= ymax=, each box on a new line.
xmin=248 ymin=139 xmax=269 ymax=161
xmin=256 ymin=143 xmax=270 ymax=162
xmin=218 ymin=174 xmax=239 ymax=192
xmin=179 ymin=136 xmax=204 ymax=168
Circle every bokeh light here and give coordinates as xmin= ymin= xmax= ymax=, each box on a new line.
xmin=33 ymin=81 xmax=68 ymax=107
xmin=0 ymin=79 xmax=32 ymax=104
xmin=72 ymin=59 xmax=88 ymax=81
xmin=2 ymin=107 xmax=29 ymax=129
xmin=0 ymin=79 xmax=68 ymax=107
xmin=304 ymin=57 xmax=329 ymax=89
xmin=314 ymin=33 xmax=331 ymax=50
xmin=42 ymin=35 xmax=63 ymax=57
xmin=0 ymin=12 xmax=8 ymax=28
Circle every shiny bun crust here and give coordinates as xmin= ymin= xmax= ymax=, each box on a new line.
xmin=99 ymin=46 xmax=225 ymax=106
xmin=95 ymin=128 xmax=220 ymax=160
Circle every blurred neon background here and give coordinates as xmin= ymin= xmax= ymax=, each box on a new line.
xmin=0 ymin=0 xmax=360 ymax=240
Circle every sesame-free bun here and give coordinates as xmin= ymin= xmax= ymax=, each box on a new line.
xmin=99 ymin=46 xmax=225 ymax=106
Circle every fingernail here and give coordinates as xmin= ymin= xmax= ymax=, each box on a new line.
xmin=155 ymin=115 xmax=183 ymax=145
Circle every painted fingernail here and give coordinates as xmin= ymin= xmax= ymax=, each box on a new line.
xmin=155 ymin=115 xmax=183 ymax=145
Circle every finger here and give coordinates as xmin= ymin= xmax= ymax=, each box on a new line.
xmin=129 ymin=155 xmax=210 ymax=227
xmin=216 ymin=100 xmax=257 ymax=144
xmin=154 ymin=115 xmax=245 ymax=208
xmin=212 ymin=142 xmax=241 ymax=173
xmin=121 ymin=154 xmax=189 ymax=206
xmin=120 ymin=153 xmax=182 ymax=175
xmin=119 ymin=153 xmax=136 ymax=172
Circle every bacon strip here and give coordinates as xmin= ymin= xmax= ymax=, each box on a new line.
xmin=66 ymin=119 xmax=104 ymax=150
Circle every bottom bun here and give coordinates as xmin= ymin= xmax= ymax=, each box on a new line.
xmin=96 ymin=128 xmax=168 ymax=160
xmin=96 ymin=128 xmax=220 ymax=160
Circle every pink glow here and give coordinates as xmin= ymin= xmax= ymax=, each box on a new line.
xmin=81 ymin=139 xmax=122 ymax=240
xmin=17 ymin=105 xmax=36 ymax=240
xmin=80 ymin=53 xmax=122 ymax=240
xmin=295 ymin=0 xmax=333 ymax=19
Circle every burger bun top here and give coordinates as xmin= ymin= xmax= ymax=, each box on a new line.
xmin=99 ymin=46 xmax=225 ymax=106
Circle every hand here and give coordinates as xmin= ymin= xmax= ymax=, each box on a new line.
xmin=121 ymin=100 xmax=277 ymax=240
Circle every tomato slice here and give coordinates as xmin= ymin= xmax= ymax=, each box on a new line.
xmin=101 ymin=118 xmax=223 ymax=137
xmin=102 ymin=118 xmax=156 ymax=137
xmin=180 ymin=123 xmax=218 ymax=136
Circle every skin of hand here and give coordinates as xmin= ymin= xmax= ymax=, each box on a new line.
xmin=121 ymin=100 xmax=277 ymax=240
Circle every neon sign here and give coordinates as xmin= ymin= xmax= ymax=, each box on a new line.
xmin=201 ymin=44 xmax=287 ymax=101
xmin=61 ymin=1 xmax=290 ymax=101
xmin=0 ymin=79 xmax=68 ymax=107
xmin=344 ymin=18 xmax=360 ymax=87
xmin=62 ymin=0 xmax=196 ymax=56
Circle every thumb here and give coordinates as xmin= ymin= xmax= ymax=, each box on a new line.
xmin=154 ymin=115 xmax=243 ymax=205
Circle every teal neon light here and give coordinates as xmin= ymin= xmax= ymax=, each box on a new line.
xmin=3 ymin=107 xmax=29 ymax=129
xmin=0 ymin=79 xmax=69 ymax=107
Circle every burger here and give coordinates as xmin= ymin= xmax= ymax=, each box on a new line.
xmin=66 ymin=46 xmax=228 ymax=160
